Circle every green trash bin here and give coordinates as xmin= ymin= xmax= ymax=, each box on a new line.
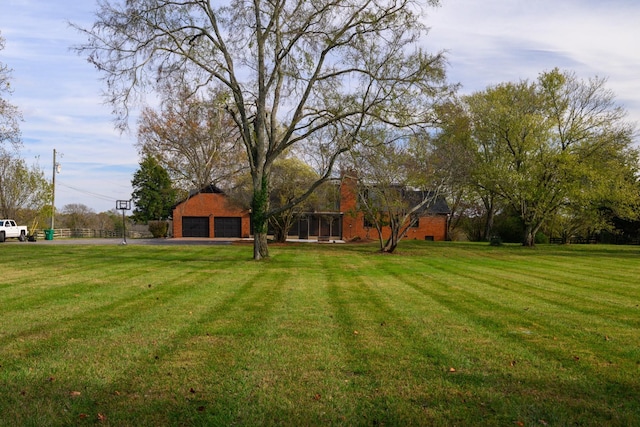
xmin=44 ymin=229 xmax=54 ymax=240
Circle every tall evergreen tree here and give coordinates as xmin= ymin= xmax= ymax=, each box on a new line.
xmin=131 ymin=156 xmax=176 ymax=223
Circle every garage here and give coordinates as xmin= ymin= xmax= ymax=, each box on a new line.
xmin=182 ymin=217 xmax=210 ymax=237
xmin=214 ymin=217 xmax=242 ymax=238
xmin=172 ymin=186 xmax=251 ymax=238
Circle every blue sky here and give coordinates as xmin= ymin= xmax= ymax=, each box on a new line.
xmin=1 ymin=0 xmax=639 ymax=213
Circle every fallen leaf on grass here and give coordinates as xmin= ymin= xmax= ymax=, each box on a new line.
xmin=69 ymin=391 xmax=81 ymax=397
xmin=97 ymin=413 xmax=107 ymax=422
xmin=78 ymin=414 xmax=88 ymax=419
xmin=448 ymin=367 xmax=456 ymax=372
xmin=313 ymin=393 xmax=321 ymax=401
xmin=353 ymin=330 xmax=359 ymax=335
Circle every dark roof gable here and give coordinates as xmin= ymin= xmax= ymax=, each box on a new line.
xmin=188 ymin=184 xmax=225 ymax=197
xmin=173 ymin=184 xmax=226 ymax=209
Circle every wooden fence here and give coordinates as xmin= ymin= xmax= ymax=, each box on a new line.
xmin=550 ymin=236 xmax=639 ymax=245
xmin=33 ymin=228 xmax=153 ymax=239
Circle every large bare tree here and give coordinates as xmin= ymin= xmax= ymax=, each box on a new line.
xmin=137 ymin=84 xmax=246 ymax=193
xmin=75 ymin=0 xmax=450 ymax=259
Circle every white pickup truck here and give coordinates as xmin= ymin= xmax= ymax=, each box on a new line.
xmin=0 ymin=219 xmax=28 ymax=242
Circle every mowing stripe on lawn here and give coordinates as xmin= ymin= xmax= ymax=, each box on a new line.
xmin=1 ymin=242 xmax=639 ymax=426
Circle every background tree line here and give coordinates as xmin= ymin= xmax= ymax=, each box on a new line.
xmin=433 ymin=68 xmax=639 ymax=246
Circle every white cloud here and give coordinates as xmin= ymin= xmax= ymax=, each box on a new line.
xmin=1 ymin=0 xmax=138 ymax=212
xmin=425 ymin=0 xmax=640 ymax=127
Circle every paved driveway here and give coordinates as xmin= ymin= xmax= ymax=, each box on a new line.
xmin=10 ymin=237 xmax=342 ymax=246
xmin=14 ymin=238 xmax=236 ymax=246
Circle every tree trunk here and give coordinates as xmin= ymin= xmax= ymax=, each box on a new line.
xmin=381 ymin=218 xmax=400 ymax=253
xmin=252 ymin=175 xmax=270 ymax=260
xmin=382 ymin=235 xmax=399 ymax=253
xmin=522 ymin=222 xmax=542 ymax=247
xmin=272 ymin=226 xmax=286 ymax=243
xmin=254 ymin=232 xmax=269 ymax=260
xmin=523 ymin=226 xmax=534 ymax=247
xmin=482 ymin=200 xmax=495 ymax=241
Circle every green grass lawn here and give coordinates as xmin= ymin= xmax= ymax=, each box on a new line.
xmin=1 ymin=241 xmax=639 ymax=426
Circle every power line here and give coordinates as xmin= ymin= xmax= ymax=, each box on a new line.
xmin=57 ymin=181 xmax=126 ymax=203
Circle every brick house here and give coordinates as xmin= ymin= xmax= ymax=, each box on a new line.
xmin=171 ymin=177 xmax=449 ymax=241
xmin=172 ymin=185 xmax=251 ymax=238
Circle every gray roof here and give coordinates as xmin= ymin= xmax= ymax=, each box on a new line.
xmin=404 ymin=190 xmax=451 ymax=215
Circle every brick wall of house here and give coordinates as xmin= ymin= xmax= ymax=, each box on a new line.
xmin=171 ymin=178 xmax=447 ymax=241
xmin=172 ymin=192 xmax=251 ymax=238
xmin=339 ymin=175 xmax=448 ymax=242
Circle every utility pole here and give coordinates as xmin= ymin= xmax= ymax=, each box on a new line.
xmin=51 ymin=149 xmax=61 ymax=230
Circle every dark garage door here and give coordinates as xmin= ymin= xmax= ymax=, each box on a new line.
xmin=214 ymin=217 xmax=241 ymax=238
xmin=182 ymin=217 xmax=210 ymax=237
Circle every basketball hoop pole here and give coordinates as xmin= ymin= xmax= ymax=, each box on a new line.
xmin=116 ymin=200 xmax=131 ymax=245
